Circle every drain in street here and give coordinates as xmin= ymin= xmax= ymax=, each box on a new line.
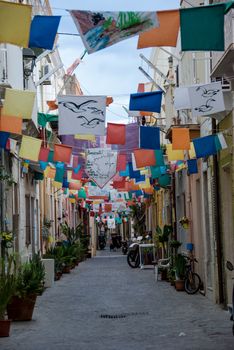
xmin=100 ymin=312 xmax=149 ymax=319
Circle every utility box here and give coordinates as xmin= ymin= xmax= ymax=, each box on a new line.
xmin=42 ymin=259 xmax=54 ymax=288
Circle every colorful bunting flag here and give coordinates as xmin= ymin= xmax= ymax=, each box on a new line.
xmin=58 ymin=95 xmax=106 ymax=136
xmin=137 ymin=10 xmax=180 ymax=48
xmin=44 ymin=166 xmax=56 ymax=179
xmin=193 ymin=135 xmax=217 ymax=158
xmin=189 ymin=142 xmax=196 ymax=159
xmin=19 ymin=136 xmax=42 ymax=162
xmin=129 ymin=91 xmax=163 ymax=113
xmin=150 ymin=166 xmax=162 ymax=179
xmin=72 ymin=169 xmax=83 ymax=180
xmin=75 ymin=134 xmax=96 ymax=142
xmin=85 ymin=149 xmax=117 ymax=188
xmin=158 ymin=174 xmax=171 ymax=187
xmin=39 ymin=147 xmax=50 ymax=162
xmin=119 ymin=163 xmax=130 ymax=177
xmin=38 ymin=113 xmax=58 ymax=128
xmin=180 ymin=4 xmax=225 ymax=51
xmin=166 ymin=144 xmax=184 ymax=161
xmin=216 ymin=133 xmax=228 ymax=150
xmin=39 ymin=161 xmax=48 ymax=171
xmin=187 ymin=159 xmax=198 ymax=175
xmin=172 ymin=128 xmax=190 ymax=150
xmin=29 ymin=16 xmax=61 ymax=50
xmin=69 ymin=182 xmax=82 ymax=190
xmin=48 ymin=150 xmax=54 ymax=163
xmin=154 ymin=150 xmax=165 ymax=166
xmin=106 ymin=123 xmax=126 ymax=145
xmin=54 ymin=163 xmax=65 ymax=183
xmin=0 ymin=1 xmax=32 ymax=47
xmin=69 ymin=10 xmax=159 ymax=54
xmin=134 ymin=149 xmax=156 ymax=168
xmin=128 ymin=162 xmax=141 ymax=179
xmin=116 ymin=154 xmax=127 ymax=172
xmin=0 ymin=115 xmax=22 ymax=134
xmin=0 ymin=131 xmax=9 ymax=149
xmin=53 ymin=144 xmax=72 ymax=164
xmin=34 ymin=172 xmax=44 ymax=181
xmin=140 ymin=126 xmax=160 ymax=150
xmin=2 ymin=89 xmax=35 ymax=120
xmin=78 ymin=188 xmax=86 ymax=199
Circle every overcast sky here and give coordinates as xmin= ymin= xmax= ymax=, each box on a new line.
xmin=50 ymin=0 xmax=180 ymax=123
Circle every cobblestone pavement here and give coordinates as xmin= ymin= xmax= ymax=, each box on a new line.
xmin=1 ymin=250 xmax=233 ymax=350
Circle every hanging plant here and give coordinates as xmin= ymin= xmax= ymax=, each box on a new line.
xmin=179 ymin=216 xmax=190 ymax=229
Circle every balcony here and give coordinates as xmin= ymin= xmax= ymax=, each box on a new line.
xmin=211 ymin=9 xmax=234 ymax=79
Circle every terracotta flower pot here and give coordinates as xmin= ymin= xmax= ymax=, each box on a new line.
xmin=175 ymin=280 xmax=185 ymax=291
xmin=62 ymin=266 xmax=71 ymax=274
xmin=7 ymin=295 xmax=37 ymax=321
xmin=0 ymin=319 xmax=11 ymax=337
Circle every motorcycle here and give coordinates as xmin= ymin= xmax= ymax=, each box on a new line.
xmin=110 ymin=234 xmax=122 ymax=251
xmin=127 ymin=236 xmax=143 ymax=268
xmin=226 ymin=260 xmax=234 ymax=336
xmin=121 ymin=240 xmax=128 ymax=255
xmin=98 ymin=234 xmax=106 ymax=250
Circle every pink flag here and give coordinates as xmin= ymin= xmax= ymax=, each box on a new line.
xmin=66 ymin=58 xmax=81 ymax=76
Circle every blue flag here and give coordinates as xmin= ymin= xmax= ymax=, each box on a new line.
xmin=140 ymin=126 xmax=160 ymax=150
xmin=0 ymin=132 xmax=10 ymax=149
xmin=193 ymin=135 xmax=217 ymax=158
xmin=29 ymin=16 xmax=61 ymax=50
xmin=187 ymin=159 xmax=198 ymax=175
xmin=129 ymin=91 xmax=163 ymax=113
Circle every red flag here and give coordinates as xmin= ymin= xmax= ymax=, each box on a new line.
xmin=116 ymin=154 xmax=126 ymax=171
xmin=106 ymin=123 xmax=126 ymax=145
xmin=53 ymin=144 xmax=72 ymax=164
xmin=39 ymin=147 xmax=50 ymax=162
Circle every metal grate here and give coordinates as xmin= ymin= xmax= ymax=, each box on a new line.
xmin=100 ymin=312 xmax=149 ymax=319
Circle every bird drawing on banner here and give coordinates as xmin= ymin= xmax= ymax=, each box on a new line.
xmin=59 ymin=100 xmax=97 ymax=112
xmin=196 ymin=86 xmax=220 ymax=98
xmin=77 ymin=115 xmax=104 ymax=128
xmin=194 ymin=98 xmax=215 ymax=113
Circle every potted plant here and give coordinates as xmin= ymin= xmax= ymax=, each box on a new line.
xmin=179 ymin=216 xmax=190 ymax=229
xmin=175 ymin=254 xmax=186 ymax=291
xmin=0 ymin=255 xmax=16 ymax=337
xmin=7 ymin=254 xmax=45 ymax=321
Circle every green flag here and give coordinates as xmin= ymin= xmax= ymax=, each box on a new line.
xmin=180 ymin=4 xmax=225 ymax=51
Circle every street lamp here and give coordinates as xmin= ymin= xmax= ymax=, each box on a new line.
xmin=22 ymin=48 xmax=37 ymax=78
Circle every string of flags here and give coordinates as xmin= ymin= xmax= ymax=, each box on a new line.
xmin=0 ymin=0 xmax=233 ymax=217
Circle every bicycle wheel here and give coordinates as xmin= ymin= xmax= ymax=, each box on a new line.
xmin=185 ymin=272 xmax=201 ymax=294
xmin=127 ymin=251 xmax=140 ymax=268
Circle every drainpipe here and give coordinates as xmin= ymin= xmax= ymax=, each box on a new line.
xmin=212 ymin=118 xmax=224 ymax=304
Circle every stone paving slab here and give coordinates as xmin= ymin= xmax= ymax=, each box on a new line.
xmin=1 ymin=251 xmax=233 ymax=350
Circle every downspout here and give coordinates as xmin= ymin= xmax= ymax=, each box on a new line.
xmin=212 ymin=118 xmax=224 ymax=304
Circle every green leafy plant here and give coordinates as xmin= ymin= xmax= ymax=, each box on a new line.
xmin=156 ymin=225 xmax=173 ymax=257
xmin=130 ymin=203 xmax=146 ymax=236
xmin=0 ymin=231 xmax=14 ymax=249
xmin=14 ymin=254 xmax=45 ymax=298
xmin=60 ymin=222 xmax=84 ymax=246
xmin=169 ymin=240 xmax=182 ymax=250
xmin=0 ymin=255 xmax=16 ymax=319
xmin=175 ymin=254 xmax=186 ymax=280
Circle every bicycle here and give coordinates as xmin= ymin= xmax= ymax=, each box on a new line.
xmin=183 ymin=254 xmax=201 ymax=294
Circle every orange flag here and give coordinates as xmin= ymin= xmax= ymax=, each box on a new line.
xmin=172 ymin=128 xmax=190 ymax=150
xmin=53 ymin=144 xmax=72 ymax=164
xmin=134 ymin=149 xmax=156 ymax=168
xmin=0 ymin=115 xmax=22 ymax=134
xmin=137 ymin=10 xmax=180 ymax=49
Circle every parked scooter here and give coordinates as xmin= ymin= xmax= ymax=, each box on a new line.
xmin=127 ymin=236 xmax=143 ymax=268
xmin=226 ymin=261 xmax=234 ymax=336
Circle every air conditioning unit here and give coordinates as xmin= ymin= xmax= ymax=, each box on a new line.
xmin=212 ymin=76 xmax=231 ymax=91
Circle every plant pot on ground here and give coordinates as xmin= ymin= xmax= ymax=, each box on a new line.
xmin=0 ymin=255 xmax=16 ymax=337
xmin=7 ymin=254 xmax=45 ymax=321
xmin=175 ymin=254 xmax=186 ymax=292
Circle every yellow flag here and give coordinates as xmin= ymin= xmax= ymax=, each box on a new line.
xmin=75 ymin=134 xmax=96 ymax=142
xmin=53 ymin=181 xmax=62 ymax=189
xmin=139 ymin=178 xmax=150 ymax=189
xmin=19 ymin=136 xmax=42 ymax=162
xmin=189 ymin=142 xmax=196 ymax=159
xmin=2 ymin=89 xmax=36 ymax=119
xmin=0 ymin=1 xmax=32 ymax=47
xmin=44 ymin=167 xmax=56 ymax=179
xmin=69 ymin=198 xmax=76 ymax=204
xmin=166 ymin=144 xmax=184 ymax=161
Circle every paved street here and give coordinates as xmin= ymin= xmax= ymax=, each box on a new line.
xmin=1 ymin=251 xmax=233 ymax=350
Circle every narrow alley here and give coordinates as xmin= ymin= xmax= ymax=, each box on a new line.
xmin=1 ymin=252 xmax=233 ymax=350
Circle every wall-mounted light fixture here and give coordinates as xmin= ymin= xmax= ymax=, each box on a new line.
xmin=22 ymin=48 xmax=37 ymax=78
